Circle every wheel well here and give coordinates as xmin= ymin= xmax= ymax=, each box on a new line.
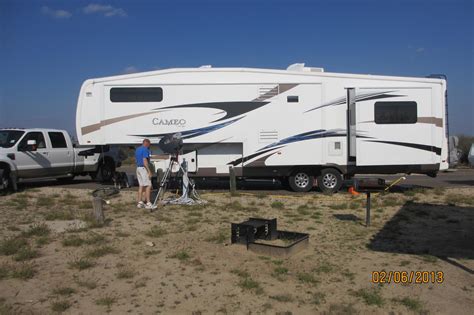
xmin=289 ymin=166 xmax=344 ymax=177
xmin=289 ymin=167 xmax=315 ymax=177
xmin=319 ymin=167 xmax=343 ymax=176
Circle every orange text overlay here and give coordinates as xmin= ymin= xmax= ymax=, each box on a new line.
xmin=371 ymin=271 xmax=444 ymax=284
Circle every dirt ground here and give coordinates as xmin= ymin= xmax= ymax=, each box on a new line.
xmin=0 ymin=185 xmax=473 ymax=314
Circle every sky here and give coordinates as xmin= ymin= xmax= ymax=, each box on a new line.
xmin=0 ymin=0 xmax=473 ymax=137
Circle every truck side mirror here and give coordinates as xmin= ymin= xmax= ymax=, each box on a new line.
xmin=26 ymin=140 xmax=37 ymax=151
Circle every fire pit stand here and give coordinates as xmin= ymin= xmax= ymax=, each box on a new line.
xmin=231 ymin=218 xmax=309 ymax=258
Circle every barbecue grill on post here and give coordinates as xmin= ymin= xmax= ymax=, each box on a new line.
xmin=353 ymin=178 xmax=387 ymax=227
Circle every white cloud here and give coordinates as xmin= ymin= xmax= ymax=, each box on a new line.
xmin=83 ymin=4 xmax=127 ymax=17
xmin=41 ymin=6 xmax=72 ymax=19
xmin=122 ymin=66 xmax=139 ymax=74
xmin=415 ymin=47 xmax=425 ymax=53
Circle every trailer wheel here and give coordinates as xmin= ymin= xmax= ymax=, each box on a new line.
xmin=97 ymin=160 xmax=115 ymax=182
xmin=289 ymin=171 xmax=314 ymax=192
xmin=317 ymin=168 xmax=343 ymax=194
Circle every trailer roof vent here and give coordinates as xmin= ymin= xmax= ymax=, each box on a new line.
xmin=199 ymin=65 xmax=212 ymax=68
xmin=287 ymin=63 xmax=324 ymax=73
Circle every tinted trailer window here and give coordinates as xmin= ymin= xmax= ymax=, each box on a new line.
xmin=110 ymin=87 xmax=163 ymax=102
xmin=374 ymin=101 xmax=417 ymax=124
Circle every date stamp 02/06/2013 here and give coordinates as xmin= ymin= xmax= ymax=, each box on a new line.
xmin=371 ymin=271 xmax=444 ymax=284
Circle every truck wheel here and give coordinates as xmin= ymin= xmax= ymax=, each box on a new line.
xmin=289 ymin=170 xmax=314 ymax=192
xmin=97 ymin=161 xmax=115 ymax=182
xmin=317 ymin=168 xmax=343 ymax=194
xmin=0 ymin=169 xmax=9 ymax=190
xmin=1 ymin=168 xmax=17 ymax=192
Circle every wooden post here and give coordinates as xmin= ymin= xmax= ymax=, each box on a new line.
xmin=92 ymin=197 xmax=105 ymax=225
xmin=229 ymin=166 xmax=237 ymax=195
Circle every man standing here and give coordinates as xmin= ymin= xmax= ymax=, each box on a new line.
xmin=135 ymin=139 xmax=156 ymax=209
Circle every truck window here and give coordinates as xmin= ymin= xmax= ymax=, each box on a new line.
xmin=18 ymin=132 xmax=46 ymax=150
xmin=0 ymin=130 xmax=24 ymax=148
xmin=374 ymin=101 xmax=417 ymax=124
xmin=110 ymin=87 xmax=163 ymax=102
xmin=48 ymin=132 xmax=68 ymax=148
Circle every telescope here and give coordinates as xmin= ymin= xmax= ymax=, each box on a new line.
xmin=158 ymin=133 xmax=183 ymax=154
xmin=152 ymin=132 xmax=205 ymax=208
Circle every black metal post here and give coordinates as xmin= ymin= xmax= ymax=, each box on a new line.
xmin=229 ymin=166 xmax=237 ymax=194
xmin=366 ymin=192 xmax=371 ymax=227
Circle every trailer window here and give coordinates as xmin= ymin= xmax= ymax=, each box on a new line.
xmin=110 ymin=87 xmax=163 ymax=102
xmin=48 ymin=132 xmax=68 ymax=148
xmin=374 ymin=101 xmax=417 ymax=124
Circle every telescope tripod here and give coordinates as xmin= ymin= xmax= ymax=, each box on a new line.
xmin=151 ymin=154 xmax=203 ymax=209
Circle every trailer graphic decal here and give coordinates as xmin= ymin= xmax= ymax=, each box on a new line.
xmin=154 ymin=101 xmax=270 ymax=123
xmin=305 ymin=91 xmax=404 ymax=113
xmin=227 ymin=147 xmax=283 ymax=166
xmin=229 ymin=134 xmax=442 ymax=167
xmin=81 ymin=111 xmax=157 ymax=135
xmin=363 ymin=140 xmax=442 ymax=155
xmin=82 ymin=101 xmax=270 ymax=136
xmin=228 ymin=129 xmax=352 ymax=166
xmin=134 ymin=116 xmax=244 ymax=140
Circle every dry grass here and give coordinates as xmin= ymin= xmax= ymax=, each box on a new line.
xmin=145 ymin=225 xmax=167 ymax=238
xmin=445 ymin=193 xmax=474 ymax=205
xmin=68 ymin=258 xmax=95 ymax=270
xmin=0 ymin=185 xmax=472 ymax=314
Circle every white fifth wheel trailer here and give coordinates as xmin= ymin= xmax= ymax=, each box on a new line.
xmin=76 ymin=64 xmax=449 ymax=193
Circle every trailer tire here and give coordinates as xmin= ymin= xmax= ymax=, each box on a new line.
xmin=288 ymin=170 xmax=314 ymax=192
xmin=96 ymin=160 xmax=115 ymax=182
xmin=317 ymin=168 xmax=343 ymax=194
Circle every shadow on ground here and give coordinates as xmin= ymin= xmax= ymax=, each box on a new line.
xmin=333 ymin=214 xmax=361 ymax=221
xmin=445 ymin=180 xmax=474 ymax=186
xmin=194 ymin=178 xmax=284 ymax=191
xmin=18 ymin=179 xmax=93 ymax=188
xmin=368 ymin=201 xmax=474 ymax=272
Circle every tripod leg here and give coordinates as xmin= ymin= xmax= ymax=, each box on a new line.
xmin=178 ymin=164 xmax=194 ymax=198
xmin=152 ymin=159 xmax=174 ymax=207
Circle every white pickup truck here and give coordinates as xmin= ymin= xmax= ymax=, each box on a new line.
xmin=0 ymin=128 xmax=124 ymax=191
